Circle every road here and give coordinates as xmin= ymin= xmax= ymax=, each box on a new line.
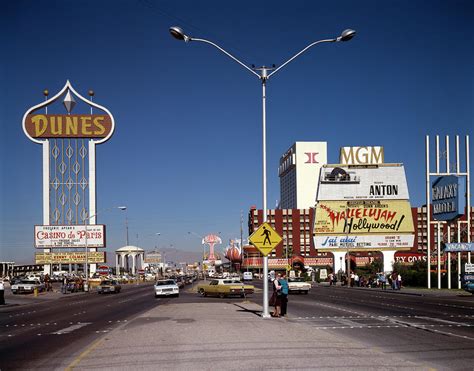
xmin=0 ymin=283 xmax=160 ymax=370
xmin=253 ymin=280 xmax=474 ymax=370
xmin=1 ymin=280 xmax=473 ymax=370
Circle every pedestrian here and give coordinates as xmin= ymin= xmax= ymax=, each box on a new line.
xmin=279 ymin=272 xmax=289 ymax=317
xmin=391 ymin=271 xmax=398 ymax=290
xmin=0 ymin=279 xmax=5 ymax=305
xmin=379 ymin=273 xmax=387 ymax=290
xmin=61 ymin=276 xmax=68 ymax=294
xmin=271 ymin=273 xmax=282 ymax=317
xmin=350 ymin=272 xmax=355 ymax=287
xmin=354 ymin=273 xmax=360 ymax=287
xmin=44 ymin=274 xmax=51 ymax=292
xmin=397 ymin=273 xmax=402 ymax=290
xmin=329 ymin=273 xmax=334 ymax=286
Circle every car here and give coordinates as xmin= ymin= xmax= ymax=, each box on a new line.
xmin=288 ymin=277 xmax=311 ymax=294
xmin=154 ymin=279 xmax=179 ymax=298
xmin=464 ymin=282 xmax=474 ymax=293
xmin=97 ymin=280 xmax=121 ymax=294
xmin=242 ymin=272 xmax=253 ymax=281
xmin=11 ymin=279 xmax=45 ymax=294
xmin=197 ymin=279 xmax=254 ymax=298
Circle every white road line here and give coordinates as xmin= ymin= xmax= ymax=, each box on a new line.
xmin=51 ymin=322 xmax=91 ymax=335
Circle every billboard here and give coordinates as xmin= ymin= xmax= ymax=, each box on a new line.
xmin=313 ymin=200 xmax=414 ymax=235
xmin=35 ymin=251 xmax=105 ymax=264
xmin=315 ymin=234 xmax=414 ymax=250
xmin=35 ymin=225 xmax=105 ymax=248
xmin=313 ymin=200 xmax=414 ymax=250
xmin=317 ymin=165 xmax=409 ymax=201
xmin=431 ymin=175 xmax=465 ymax=221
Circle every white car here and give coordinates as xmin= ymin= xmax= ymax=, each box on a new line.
xmin=288 ymin=277 xmax=311 ymax=294
xmin=11 ymin=279 xmax=45 ymax=294
xmin=154 ymin=279 xmax=179 ymax=298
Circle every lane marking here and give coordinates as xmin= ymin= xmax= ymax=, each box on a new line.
xmin=52 ymin=322 xmax=91 ymax=335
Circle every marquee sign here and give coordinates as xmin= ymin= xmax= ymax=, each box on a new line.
xmin=313 ymin=200 xmax=414 ymax=235
xmin=431 ymin=175 xmax=465 ymax=221
xmin=317 ymin=165 xmax=409 ymax=201
xmin=35 ymin=251 xmax=106 ymax=264
xmin=34 ymin=225 xmax=105 ymax=248
xmin=315 ymin=234 xmax=414 ymax=250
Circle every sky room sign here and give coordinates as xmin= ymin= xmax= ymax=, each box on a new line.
xmin=431 ymin=175 xmax=465 ymax=221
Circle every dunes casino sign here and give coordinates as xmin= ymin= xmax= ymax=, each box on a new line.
xmin=22 ymin=80 xmax=115 ymax=144
xmin=25 ymin=114 xmax=112 ymax=139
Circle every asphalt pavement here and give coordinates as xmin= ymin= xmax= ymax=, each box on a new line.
xmin=1 ymin=282 xmax=472 ymax=371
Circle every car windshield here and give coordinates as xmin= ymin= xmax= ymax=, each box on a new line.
xmin=223 ymin=280 xmax=243 ymax=284
xmin=101 ymin=281 xmax=113 ymax=285
xmin=289 ymin=278 xmax=304 ymax=282
xmin=21 ymin=280 xmax=38 ymax=284
xmin=156 ymin=280 xmax=175 ymax=286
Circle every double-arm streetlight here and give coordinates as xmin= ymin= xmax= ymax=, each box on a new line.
xmin=171 ymin=26 xmax=355 ymax=318
xmin=84 ymin=206 xmax=127 ymax=292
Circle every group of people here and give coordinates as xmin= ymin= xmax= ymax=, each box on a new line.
xmin=327 ymin=271 xmax=402 ymax=290
xmin=270 ymin=272 xmax=289 ymax=318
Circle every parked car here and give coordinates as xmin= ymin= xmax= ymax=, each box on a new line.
xmin=464 ymin=282 xmax=474 ymax=293
xmin=97 ymin=280 xmax=121 ymax=294
xmin=288 ymin=277 xmax=311 ymax=294
xmin=11 ymin=279 xmax=45 ymax=294
xmin=154 ymin=279 xmax=179 ymax=298
xmin=197 ymin=279 xmax=254 ymax=298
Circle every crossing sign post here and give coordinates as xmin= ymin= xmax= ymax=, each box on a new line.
xmin=249 ymin=222 xmax=282 ymax=256
xmin=249 ymin=222 xmax=282 ymax=318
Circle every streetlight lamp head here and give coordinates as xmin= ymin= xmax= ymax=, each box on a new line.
xmin=169 ymin=26 xmax=188 ymax=41
xmin=117 ymin=206 xmax=127 ymax=210
xmin=339 ymin=29 xmax=356 ymax=42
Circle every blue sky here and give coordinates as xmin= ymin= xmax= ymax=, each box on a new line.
xmin=1 ymin=0 xmax=473 ymax=263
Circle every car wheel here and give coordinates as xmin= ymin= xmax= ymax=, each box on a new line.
xmin=219 ymin=293 xmax=225 ymax=299
xmin=304 ymin=291 xmax=309 ymax=295
xmin=155 ymin=294 xmax=158 ymax=298
xmin=198 ymin=288 xmax=205 ymax=296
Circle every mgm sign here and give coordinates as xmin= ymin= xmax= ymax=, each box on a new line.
xmin=22 ymin=81 xmax=115 ymax=274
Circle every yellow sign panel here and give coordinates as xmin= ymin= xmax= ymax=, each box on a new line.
xmin=314 ymin=200 xmax=414 ymax=235
xmin=35 ymin=251 xmax=105 ymax=264
xmin=249 ymin=223 xmax=282 ymax=256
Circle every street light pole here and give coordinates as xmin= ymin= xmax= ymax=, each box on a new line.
xmin=170 ymin=26 xmax=356 ymax=317
xmin=83 ymin=205 xmax=127 ymax=292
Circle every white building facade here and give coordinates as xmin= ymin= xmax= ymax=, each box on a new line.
xmin=278 ymin=142 xmax=327 ymax=209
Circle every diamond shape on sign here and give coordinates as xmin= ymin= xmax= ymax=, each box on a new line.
xmin=248 ymin=222 xmax=282 ymax=257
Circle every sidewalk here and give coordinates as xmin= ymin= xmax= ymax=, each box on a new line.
xmin=315 ymin=282 xmax=472 ymax=297
xmin=67 ymin=301 xmax=431 ymax=371
xmin=0 ymin=283 xmax=87 ymax=310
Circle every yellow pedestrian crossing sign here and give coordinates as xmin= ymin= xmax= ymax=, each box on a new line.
xmin=249 ymin=222 xmax=282 ymax=256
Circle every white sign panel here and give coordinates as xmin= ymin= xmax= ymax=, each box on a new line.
xmin=317 ymin=165 xmax=410 ymax=201
xmin=35 ymin=225 xmax=105 ymax=248
xmin=465 ymin=263 xmax=474 ymax=273
xmin=314 ymin=234 xmax=414 ymax=250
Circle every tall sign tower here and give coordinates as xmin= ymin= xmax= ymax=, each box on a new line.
xmin=22 ymin=81 xmax=115 ymax=275
xmin=425 ymin=135 xmax=471 ymax=289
